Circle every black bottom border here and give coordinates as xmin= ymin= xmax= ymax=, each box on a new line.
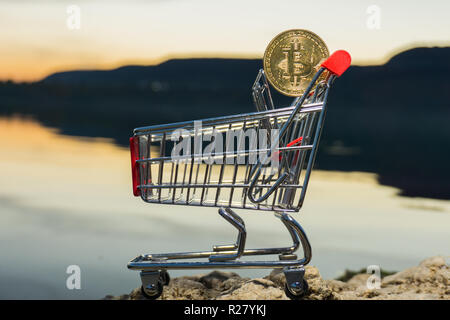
xmin=1 ymin=299 xmax=448 ymax=318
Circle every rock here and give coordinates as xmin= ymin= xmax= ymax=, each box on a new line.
xmin=199 ymin=271 xmax=242 ymax=289
xmin=105 ymin=256 xmax=449 ymax=300
xmin=163 ymin=279 xmax=212 ymax=300
xmin=419 ymin=256 xmax=446 ymax=268
xmin=327 ymin=279 xmax=350 ymax=292
xmin=217 ymin=278 xmax=287 ymax=300
xmin=375 ymin=256 xmax=450 ymax=300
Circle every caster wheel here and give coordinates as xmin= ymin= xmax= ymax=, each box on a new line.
xmin=160 ymin=270 xmax=170 ymax=286
xmin=284 ymin=279 xmax=309 ymax=300
xmin=141 ymin=282 xmax=163 ymax=300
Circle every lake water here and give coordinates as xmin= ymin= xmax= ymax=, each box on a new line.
xmin=0 ymin=116 xmax=448 ymax=299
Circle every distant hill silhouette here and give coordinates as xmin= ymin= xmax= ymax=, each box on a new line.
xmin=0 ymin=47 xmax=449 ymax=200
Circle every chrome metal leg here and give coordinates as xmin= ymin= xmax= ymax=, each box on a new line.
xmin=128 ymin=209 xmax=312 ymax=270
xmin=209 ymin=208 xmax=246 ymax=261
xmin=277 ymin=212 xmax=312 ymax=265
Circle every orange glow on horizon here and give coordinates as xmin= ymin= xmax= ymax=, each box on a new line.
xmin=0 ymin=52 xmax=263 ymax=82
xmin=3 ymin=41 xmax=449 ymax=83
xmin=3 ymin=43 xmax=446 ymax=83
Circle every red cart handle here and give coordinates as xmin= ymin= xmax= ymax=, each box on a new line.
xmin=321 ymin=50 xmax=351 ymax=77
xmin=130 ymin=136 xmax=141 ymax=197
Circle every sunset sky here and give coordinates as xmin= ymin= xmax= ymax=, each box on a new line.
xmin=0 ymin=0 xmax=449 ymax=81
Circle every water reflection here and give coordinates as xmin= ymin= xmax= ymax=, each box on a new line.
xmin=0 ymin=117 xmax=448 ymax=299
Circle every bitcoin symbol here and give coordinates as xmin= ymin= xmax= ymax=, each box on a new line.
xmin=263 ymin=29 xmax=329 ymax=97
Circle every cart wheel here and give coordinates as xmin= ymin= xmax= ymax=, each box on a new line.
xmin=284 ymin=279 xmax=309 ymax=300
xmin=141 ymin=282 xmax=163 ymax=300
xmin=160 ymin=270 xmax=170 ymax=286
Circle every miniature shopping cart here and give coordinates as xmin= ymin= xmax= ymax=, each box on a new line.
xmin=127 ymin=51 xmax=351 ymax=299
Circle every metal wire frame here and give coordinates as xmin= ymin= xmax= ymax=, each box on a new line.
xmin=131 ymin=73 xmax=334 ymax=213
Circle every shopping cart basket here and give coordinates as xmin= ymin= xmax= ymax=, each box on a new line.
xmin=127 ymin=50 xmax=351 ymax=299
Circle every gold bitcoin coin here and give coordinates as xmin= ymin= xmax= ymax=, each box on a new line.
xmin=263 ymin=29 xmax=329 ymax=97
